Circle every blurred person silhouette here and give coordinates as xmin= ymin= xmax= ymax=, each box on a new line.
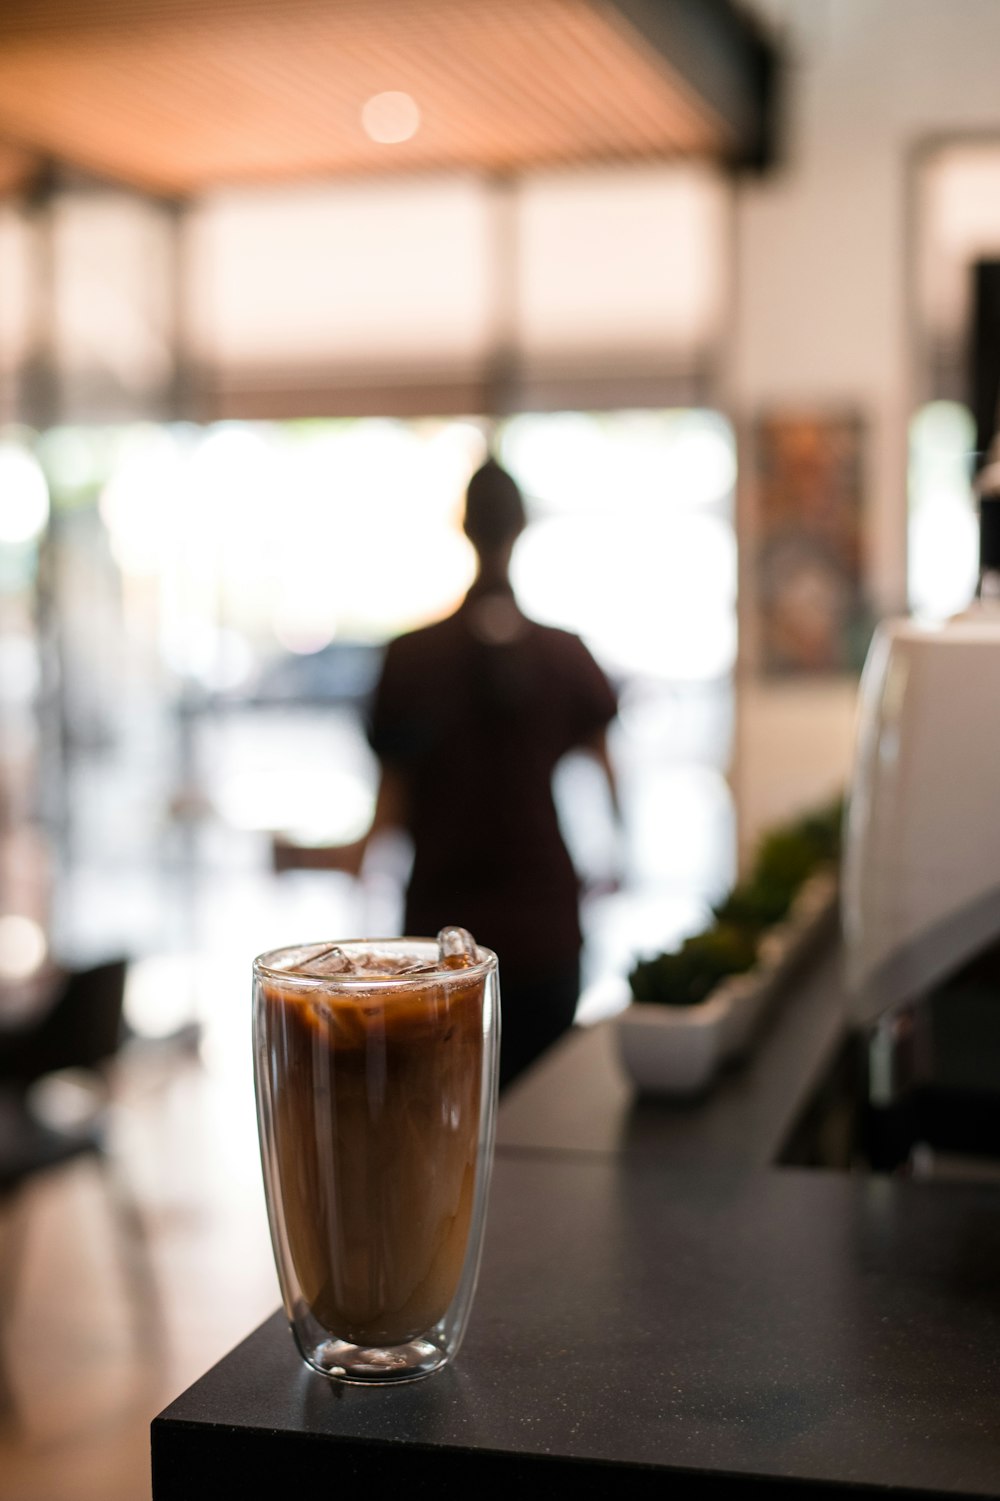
xmin=352 ymin=457 xmax=620 ymax=1090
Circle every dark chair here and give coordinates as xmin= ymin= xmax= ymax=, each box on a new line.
xmin=0 ymin=958 xmax=127 ymax=1098
xmin=0 ymin=958 xmax=157 ymax=1415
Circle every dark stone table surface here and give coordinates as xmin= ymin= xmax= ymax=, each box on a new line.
xmin=152 ymin=945 xmax=1000 ymax=1497
xmin=153 ymin=1154 xmax=1000 ymax=1499
xmin=495 ymin=941 xmax=846 ymax=1168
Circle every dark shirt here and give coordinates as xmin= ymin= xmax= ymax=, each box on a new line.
xmin=368 ymin=583 xmax=617 ymax=972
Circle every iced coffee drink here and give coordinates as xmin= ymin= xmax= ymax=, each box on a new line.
xmin=253 ymin=930 xmax=499 ymax=1383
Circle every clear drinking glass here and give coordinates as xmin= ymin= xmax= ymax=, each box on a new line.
xmin=253 ymin=934 xmax=500 ymax=1384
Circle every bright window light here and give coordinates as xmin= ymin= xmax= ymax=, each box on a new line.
xmin=0 ymin=913 xmax=47 ymax=979
xmin=908 ymin=400 xmax=978 ymax=620
xmin=99 ymin=425 xmax=186 ymax=575
xmin=504 ymin=410 xmax=737 ymax=679
xmin=0 ymin=444 xmax=49 ymax=544
xmin=214 ymin=764 xmax=373 ymax=840
xmin=513 ymin=512 xmax=736 ymax=679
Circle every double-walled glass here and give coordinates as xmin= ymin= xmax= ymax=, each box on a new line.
xmin=253 ymin=938 xmax=500 ymax=1384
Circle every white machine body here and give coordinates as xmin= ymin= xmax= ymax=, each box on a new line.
xmin=844 ymin=613 xmax=1000 ymax=1028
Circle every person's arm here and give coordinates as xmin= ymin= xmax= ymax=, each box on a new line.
xmin=581 ymin=727 xmax=621 ymax=825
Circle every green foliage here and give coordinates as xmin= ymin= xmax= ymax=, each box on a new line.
xmin=628 ymin=795 xmax=843 ymax=1008
xmin=712 ymin=881 xmax=795 ymax=931
xmin=629 ymin=924 xmax=758 ymax=1009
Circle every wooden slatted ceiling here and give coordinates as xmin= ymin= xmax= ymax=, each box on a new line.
xmin=0 ymin=0 xmax=731 ymax=195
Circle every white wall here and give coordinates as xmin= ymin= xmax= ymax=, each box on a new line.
xmin=731 ymin=0 xmax=1000 ymax=857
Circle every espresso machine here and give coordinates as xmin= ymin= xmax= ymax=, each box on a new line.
xmin=843 ymin=474 xmax=1000 ymax=1169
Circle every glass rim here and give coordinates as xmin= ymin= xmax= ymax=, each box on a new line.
xmin=253 ymin=936 xmax=498 ymax=990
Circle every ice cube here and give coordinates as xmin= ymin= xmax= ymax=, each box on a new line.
xmin=291 ymin=944 xmax=353 ymax=978
xmin=437 ymin=925 xmax=478 ymax=969
xmin=309 ymin=995 xmax=362 ymax=1044
xmin=354 ymin=950 xmax=421 ymax=976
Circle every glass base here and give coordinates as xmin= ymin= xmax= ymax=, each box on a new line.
xmin=299 ymin=1334 xmax=449 ymax=1385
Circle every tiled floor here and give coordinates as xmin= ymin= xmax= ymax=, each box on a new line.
xmin=0 ymin=1042 xmax=277 ymax=1501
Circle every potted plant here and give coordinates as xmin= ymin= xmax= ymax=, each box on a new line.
xmin=616 ymin=798 xmax=843 ymax=1095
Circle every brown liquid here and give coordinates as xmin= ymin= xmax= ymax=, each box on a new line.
xmin=260 ymin=965 xmax=484 ymax=1347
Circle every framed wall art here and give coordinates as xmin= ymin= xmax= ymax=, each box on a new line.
xmin=754 ymin=411 xmax=870 ymax=675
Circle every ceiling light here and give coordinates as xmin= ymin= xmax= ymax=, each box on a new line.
xmin=361 ymin=92 xmax=421 ymax=145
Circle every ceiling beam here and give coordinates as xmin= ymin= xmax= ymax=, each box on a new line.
xmin=610 ymin=0 xmax=779 ymax=170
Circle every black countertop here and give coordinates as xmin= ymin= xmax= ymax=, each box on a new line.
xmin=152 ymin=946 xmax=1000 ymax=1497
xmin=496 ymin=942 xmax=846 ymax=1167
xmin=153 ymin=1154 xmax=1000 ymax=1498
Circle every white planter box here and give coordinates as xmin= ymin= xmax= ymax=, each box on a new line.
xmin=615 ymin=871 xmax=838 ymax=1097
